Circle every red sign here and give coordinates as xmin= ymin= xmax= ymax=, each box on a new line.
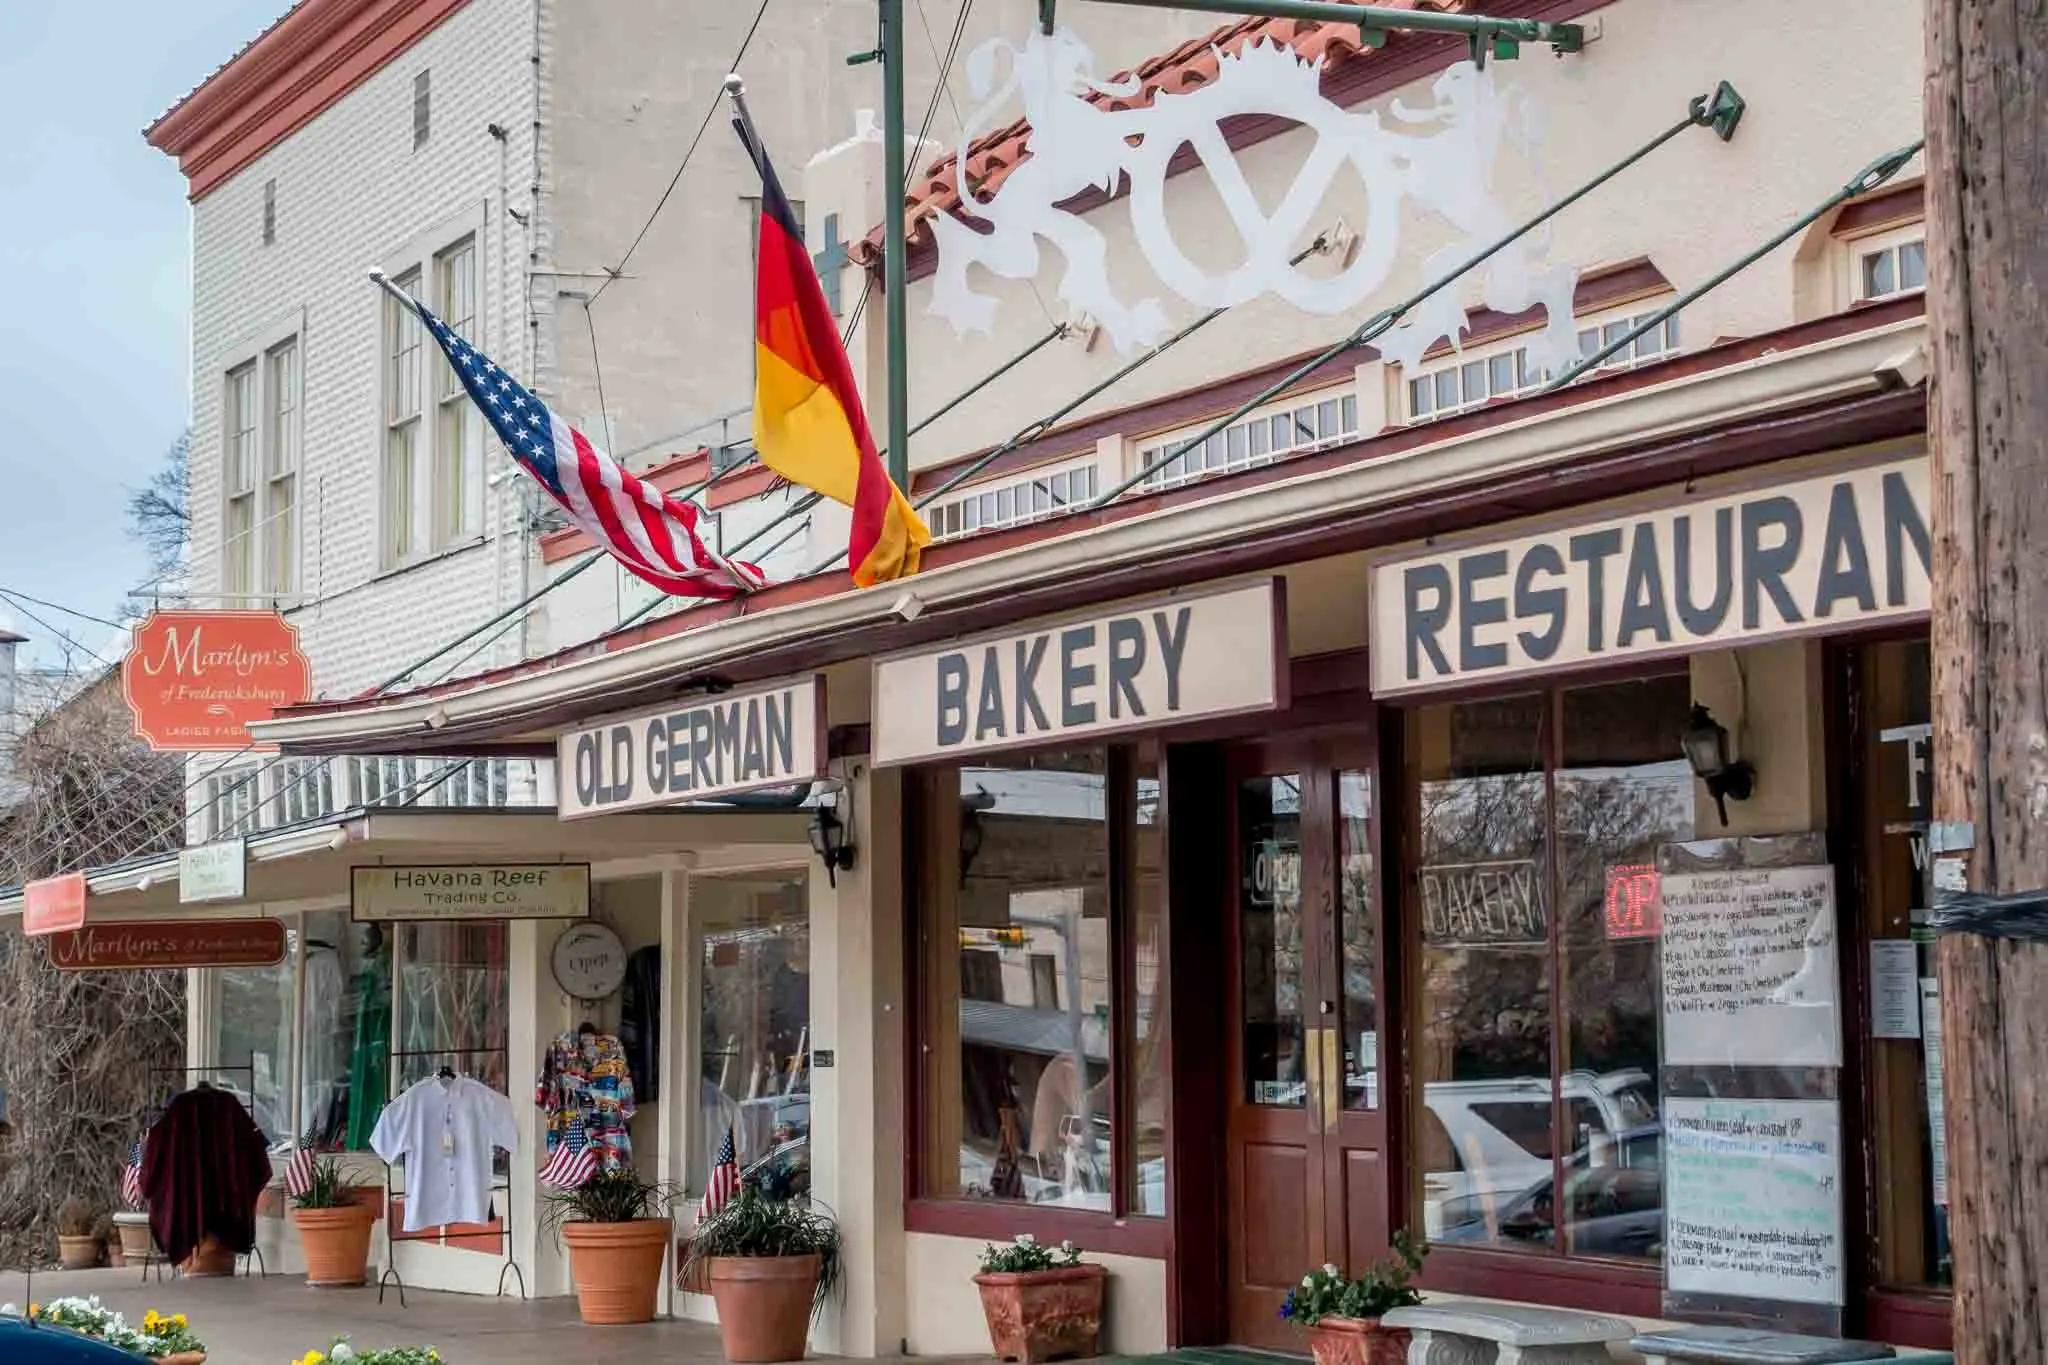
xmin=1604 ymin=863 xmax=1662 ymax=940
xmin=23 ymin=872 xmax=87 ymax=937
xmin=122 ymin=610 xmax=312 ymax=752
xmin=47 ymin=918 xmax=288 ymax=971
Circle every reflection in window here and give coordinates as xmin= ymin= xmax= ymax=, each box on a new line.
xmin=1131 ymin=753 xmax=1168 ymax=1214
xmin=394 ymin=923 xmax=508 ymax=1097
xmin=1240 ymin=774 xmax=1305 ymax=1107
xmin=211 ymin=940 xmax=297 ymax=1152
xmin=1340 ymin=770 xmax=1379 ymax=1110
xmin=923 ymin=751 xmax=1114 ymax=1210
xmin=299 ymin=914 xmax=392 ymax=1152
xmin=695 ymin=869 xmax=811 ymax=1199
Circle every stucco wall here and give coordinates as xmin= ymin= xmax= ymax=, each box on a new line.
xmin=904 ymin=1232 xmax=1169 ymax=1358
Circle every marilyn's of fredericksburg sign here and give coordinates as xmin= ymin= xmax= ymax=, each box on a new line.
xmin=1370 ymin=456 xmax=1931 ymax=696
xmin=556 ymin=674 xmax=824 ymax=820
xmin=352 ymin=864 xmax=591 ymax=922
xmin=871 ymin=579 xmax=1284 ymax=766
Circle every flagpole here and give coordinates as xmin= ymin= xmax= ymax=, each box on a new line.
xmin=878 ymin=0 xmax=912 ymax=492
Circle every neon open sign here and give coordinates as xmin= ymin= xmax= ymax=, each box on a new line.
xmin=1605 ymin=863 xmax=1662 ymax=940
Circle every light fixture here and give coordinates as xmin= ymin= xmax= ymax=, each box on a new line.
xmin=425 ymin=704 xmax=449 ymax=730
xmin=808 ymin=804 xmax=855 ymax=887
xmin=891 ymin=590 xmax=926 ymax=622
xmin=1681 ymin=702 xmax=1755 ymax=826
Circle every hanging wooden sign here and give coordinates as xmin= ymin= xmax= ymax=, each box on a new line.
xmin=47 ymin=918 xmax=288 ymax=971
xmin=123 ymin=610 xmax=313 ymax=752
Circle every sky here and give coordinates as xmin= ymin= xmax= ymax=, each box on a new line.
xmin=0 ymin=1 xmax=289 ymax=669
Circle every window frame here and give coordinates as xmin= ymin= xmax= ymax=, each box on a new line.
xmin=1133 ymin=384 xmax=1361 ymax=492
xmin=215 ymin=308 xmax=304 ymax=605
xmin=377 ymin=205 xmax=488 ymax=571
xmin=1400 ymin=300 xmax=1682 ymax=425
xmin=1847 ymin=222 xmax=1928 ymax=305
xmin=904 ymin=745 xmax=1171 ymax=1258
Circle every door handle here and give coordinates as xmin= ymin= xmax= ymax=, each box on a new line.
xmin=1322 ymin=1027 xmax=1342 ymax=1130
xmin=1303 ymin=1026 xmax=1323 ymax=1134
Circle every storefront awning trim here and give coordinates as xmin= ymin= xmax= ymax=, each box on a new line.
xmin=250 ymin=313 xmax=1926 ymax=757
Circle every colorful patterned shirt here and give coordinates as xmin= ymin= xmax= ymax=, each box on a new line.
xmin=536 ymin=1031 xmax=636 ymax=1171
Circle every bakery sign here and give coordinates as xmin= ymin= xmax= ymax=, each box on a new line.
xmin=1370 ymin=456 xmax=1931 ymax=696
xmin=872 ymin=579 xmax=1286 ymax=765
xmin=557 ymin=674 xmax=825 ymax=820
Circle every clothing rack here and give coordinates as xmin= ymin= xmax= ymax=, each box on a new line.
xmin=134 ymin=1063 xmax=268 ymax=1284
xmin=375 ymin=1045 xmax=526 ymax=1307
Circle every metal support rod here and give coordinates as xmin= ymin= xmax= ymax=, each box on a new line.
xmin=1542 ymin=139 xmax=1925 ymax=391
xmin=881 ymin=0 xmax=913 ymax=491
xmin=1084 ymin=0 xmax=1586 ymax=52
xmin=1095 ymin=87 xmax=1740 ymax=507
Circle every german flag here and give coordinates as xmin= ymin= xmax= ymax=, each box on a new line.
xmin=736 ymin=113 xmax=929 ymax=586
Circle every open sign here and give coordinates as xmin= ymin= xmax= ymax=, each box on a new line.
xmin=1248 ymin=839 xmax=1301 ymax=907
xmin=1605 ymin=863 xmax=1662 ymax=940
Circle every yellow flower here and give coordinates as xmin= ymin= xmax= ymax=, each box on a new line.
xmin=172 ymin=1314 xmax=188 ymax=1329
xmin=27 ymin=1304 xmax=38 ymax=1318
xmin=144 ymin=1310 xmax=160 ymax=1330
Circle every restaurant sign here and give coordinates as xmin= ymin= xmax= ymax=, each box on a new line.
xmin=49 ymin=919 xmax=287 ymax=972
xmin=557 ymin=675 xmax=824 ymax=820
xmin=872 ymin=579 xmax=1285 ymax=766
xmin=352 ymin=864 xmax=592 ymax=922
xmin=1370 ymin=456 xmax=1931 ymax=696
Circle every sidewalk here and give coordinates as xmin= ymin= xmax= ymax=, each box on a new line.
xmin=0 ymin=1266 xmax=728 ymax=1365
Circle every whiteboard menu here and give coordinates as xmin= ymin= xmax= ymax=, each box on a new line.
xmin=1664 ymin=1098 xmax=1844 ymax=1305
xmin=1659 ymin=865 xmax=1841 ymax=1066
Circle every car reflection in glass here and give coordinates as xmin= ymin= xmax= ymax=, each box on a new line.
xmin=1436 ymin=1123 xmax=1663 ymax=1260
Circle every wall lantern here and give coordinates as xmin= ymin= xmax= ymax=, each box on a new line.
xmin=1681 ymin=702 xmax=1756 ymax=826
xmin=808 ymin=803 xmax=855 ymax=887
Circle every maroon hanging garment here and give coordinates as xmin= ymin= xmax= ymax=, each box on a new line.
xmin=140 ymin=1085 xmax=275 ymax=1266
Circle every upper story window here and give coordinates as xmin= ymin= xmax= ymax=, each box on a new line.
xmin=1856 ymin=229 xmax=1927 ymax=302
xmin=262 ymin=179 xmax=277 ymax=247
xmin=381 ymin=215 xmax=484 ymax=569
xmin=926 ymin=458 xmax=1099 ymax=541
xmin=1405 ymin=306 xmax=1681 ymax=424
xmin=413 ymin=70 xmax=431 ymax=150
xmin=220 ymin=318 xmax=302 ymax=602
xmin=1137 ymin=387 xmax=1359 ymax=492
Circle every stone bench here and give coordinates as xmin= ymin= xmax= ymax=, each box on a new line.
xmin=1629 ymin=1327 xmax=1895 ymax=1365
xmin=1381 ymin=1303 xmax=1636 ymax=1364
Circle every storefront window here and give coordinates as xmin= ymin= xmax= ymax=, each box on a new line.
xmin=921 ymin=750 xmax=1116 ymax=1210
xmin=1411 ymin=677 xmax=1690 ymax=1264
xmin=1340 ymin=770 xmax=1379 ymax=1110
xmin=394 ymin=923 xmax=508 ymax=1095
xmin=1240 ymin=773 xmax=1305 ymax=1108
xmin=1130 ymin=752 xmax=1168 ymax=1215
xmin=694 ymin=869 xmax=811 ymax=1199
xmin=211 ymin=943 xmax=296 ymax=1152
xmin=299 ymin=913 xmax=390 ymax=1152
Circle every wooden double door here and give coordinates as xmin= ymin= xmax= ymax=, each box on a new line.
xmin=1224 ymin=732 xmax=1396 ymax=1349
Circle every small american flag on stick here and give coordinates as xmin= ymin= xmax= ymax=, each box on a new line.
xmin=285 ymin=1139 xmax=320 ymax=1199
xmin=121 ymin=1139 xmax=145 ymax=1209
xmin=369 ymin=271 xmax=762 ymax=601
xmin=539 ymin=1139 xmax=600 ymax=1190
xmin=700 ymin=1126 xmax=741 ymax=1217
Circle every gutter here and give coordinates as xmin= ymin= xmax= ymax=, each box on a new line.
xmin=250 ymin=314 xmax=1926 ymax=755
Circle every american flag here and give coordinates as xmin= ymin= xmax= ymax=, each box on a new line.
xmin=539 ymin=1138 xmax=600 ymax=1190
xmin=377 ymin=273 xmax=763 ymax=601
xmin=700 ymin=1126 xmax=741 ymax=1217
xmin=121 ymin=1139 xmax=145 ymax=1208
xmin=285 ymin=1141 xmax=319 ymax=1199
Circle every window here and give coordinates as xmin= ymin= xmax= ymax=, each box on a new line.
xmin=433 ymin=238 xmax=477 ymax=547
xmin=412 ymin=70 xmax=430 ymax=150
xmin=262 ymin=178 xmax=277 ymax=246
xmin=926 ymin=460 xmax=1098 ymax=541
xmin=299 ymin=912 xmax=392 ymax=1153
xmin=223 ymin=364 xmax=258 ymax=598
xmin=1406 ymin=309 xmax=1681 ymax=423
xmin=394 ymin=922 xmax=508 ymax=1097
xmin=383 ymin=268 xmax=423 ymax=565
xmin=1137 ymin=387 xmax=1359 ymax=490
xmin=1410 ymin=676 xmax=1693 ymax=1264
xmin=209 ymin=928 xmax=296 ymax=1152
xmin=203 ymin=763 xmax=261 ymax=840
xmin=918 ymin=748 xmax=1166 ymax=1220
xmin=263 ymin=340 xmax=299 ymax=594
xmin=693 ymin=869 xmax=811 ymax=1198
xmin=1858 ymin=234 xmax=1927 ymax=302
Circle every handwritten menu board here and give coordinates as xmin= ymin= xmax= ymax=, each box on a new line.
xmin=1665 ymin=1098 xmax=1845 ymax=1305
xmin=1658 ymin=865 xmax=1840 ymax=1066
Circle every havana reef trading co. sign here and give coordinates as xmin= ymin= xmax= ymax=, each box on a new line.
xmin=871 ymin=579 xmax=1285 ymax=765
xmin=556 ymin=675 xmax=824 ymax=820
xmin=352 ymin=864 xmax=592 ymax=922
xmin=1370 ymin=457 xmax=1931 ymax=696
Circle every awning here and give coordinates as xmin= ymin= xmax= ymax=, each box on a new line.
xmin=0 ymin=805 xmax=811 ymax=924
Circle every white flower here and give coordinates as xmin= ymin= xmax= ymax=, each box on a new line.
xmin=1015 ymin=1233 xmax=1036 ymax=1246
xmin=1302 ymin=1275 xmax=1316 ymax=1289
xmin=1060 ymin=1240 xmax=1077 ymax=1254
xmin=331 ymin=1344 xmax=358 ymax=1362
xmin=1321 ymin=1263 xmax=1340 ymax=1277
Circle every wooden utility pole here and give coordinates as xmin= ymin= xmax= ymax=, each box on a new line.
xmin=1925 ymin=3 xmax=2048 ymax=1360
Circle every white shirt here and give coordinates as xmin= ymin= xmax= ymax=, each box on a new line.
xmin=370 ymin=1076 xmax=517 ymax=1232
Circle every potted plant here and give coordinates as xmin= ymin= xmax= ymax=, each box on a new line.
xmin=55 ymin=1196 xmax=101 ymax=1269
xmin=10 ymin=1298 xmax=207 ymax=1362
xmin=291 ymin=1337 xmax=443 ymax=1364
xmin=292 ymin=1155 xmax=376 ymax=1288
xmin=681 ymin=1184 xmax=843 ymax=1363
xmin=95 ymin=1214 xmax=123 ymax=1269
xmin=542 ymin=1168 xmax=680 ymax=1326
xmin=114 ymin=1209 xmax=156 ymax=1264
xmin=973 ymin=1235 xmax=1107 ymax=1364
xmin=1280 ymin=1232 xmax=1426 ymax=1365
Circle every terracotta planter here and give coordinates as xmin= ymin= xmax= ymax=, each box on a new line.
xmin=114 ymin=1212 xmax=156 ymax=1262
xmin=563 ymin=1218 xmax=673 ymax=1325
xmin=56 ymin=1234 xmax=100 ymax=1270
xmin=106 ymin=1241 xmax=126 ymax=1269
xmin=1308 ymin=1316 xmax=1412 ymax=1365
xmin=182 ymin=1235 xmax=236 ymax=1277
xmin=159 ymin=1353 xmax=207 ymax=1365
xmin=974 ymin=1263 xmax=1107 ymax=1364
xmin=294 ymin=1202 xmax=375 ymax=1287
xmin=707 ymin=1253 xmax=822 ymax=1363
